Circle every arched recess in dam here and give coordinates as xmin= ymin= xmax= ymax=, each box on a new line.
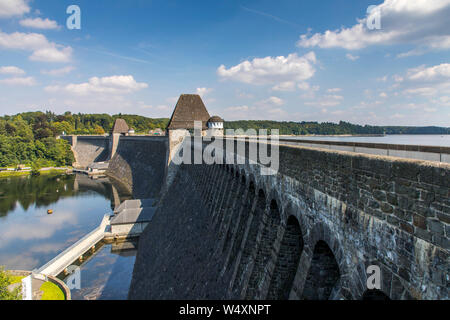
xmin=232 ymin=188 xmax=266 ymax=294
xmin=222 ymin=170 xmax=246 ymax=255
xmin=267 ymin=215 xmax=304 ymax=300
xmin=302 ymin=240 xmax=341 ymax=300
xmin=246 ymin=198 xmax=282 ymax=299
xmin=226 ymin=177 xmax=255 ymax=272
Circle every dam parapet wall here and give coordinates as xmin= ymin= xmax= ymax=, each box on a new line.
xmin=129 ymin=137 xmax=449 ymax=300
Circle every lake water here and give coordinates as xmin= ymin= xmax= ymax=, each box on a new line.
xmin=282 ymin=134 xmax=450 ymax=147
xmin=0 ymin=173 xmax=135 ymax=300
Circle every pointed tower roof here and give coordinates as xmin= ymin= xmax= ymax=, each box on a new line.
xmin=111 ymin=118 xmax=129 ymax=134
xmin=167 ymin=94 xmax=211 ymax=130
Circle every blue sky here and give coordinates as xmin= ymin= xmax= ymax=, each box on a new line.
xmin=0 ymin=0 xmax=449 ymax=126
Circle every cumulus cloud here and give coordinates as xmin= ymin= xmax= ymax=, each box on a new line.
xmin=19 ymin=17 xmax=60 ymax=30
xmin=0 ymin=65 xmax=25 ymax=75
xmin=41 ymin=66 xmax=75 ymax=76
xmin=407 ymin=63 xmax=450 ymax=81
xmin=196 ymin=87 xmax=213 ymax=97
xmin=346 ymin=53 xmax=359 ymax=61
xmin=0 ymin=30 xmax=72 ymax=62
xmin=304 ymin=95 xmax=343 ymax=107
xmin=297 ymin=0 xmax=450 ymax=51
xmin=255 ymin=96 xmax=284 ymax=107
xmin=0 ymin=76 xmax=36 ymax=86
xmin=327 ymin=88 xmax=342 ymax=93
xmin=0 ymin=0 xmax=30 ymax=18
xmin=272 ymin=81 xmax=296 ymax=91
xmin=217 ymin=52 xmax=317 ymax=86
xmin=45 ymin=75 xmax=148 ymax=95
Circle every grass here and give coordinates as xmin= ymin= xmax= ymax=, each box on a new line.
xmin=0 ymin=168 xmax=69 ymax=178
xmin=8 ymin=275 xmax=24 ymax=285
xmin=40 ymin=281 xmax=65 ymax=300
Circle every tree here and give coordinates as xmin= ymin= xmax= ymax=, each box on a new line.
xmin=0 ymin=267 xmax=22 ymax=300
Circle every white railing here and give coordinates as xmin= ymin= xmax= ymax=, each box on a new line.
xmin=35 ymin=214 xmax=110 ymax=277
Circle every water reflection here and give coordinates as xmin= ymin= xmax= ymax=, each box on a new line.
xmin=0 ymin=174 xmax=131 ymax=217
xmin=0 ymin=173 xmax=131 ymax=270
xmin=67 ymin=241 xmax=137 ymax=300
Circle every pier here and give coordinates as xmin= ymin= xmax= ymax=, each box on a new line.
xmin=34 ymin=199 xmax=154 ymax=278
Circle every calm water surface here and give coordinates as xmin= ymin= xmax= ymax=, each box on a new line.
xmin=283 ymin=134 xmax=450 ymax=147
xmin=0 ymin=173 xmax=134 ymax=300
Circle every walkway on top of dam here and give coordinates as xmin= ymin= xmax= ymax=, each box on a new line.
xmin=223 ymin=136 xmax=450 ymax=163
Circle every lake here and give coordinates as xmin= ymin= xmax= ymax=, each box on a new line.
xmin=282 ymin=134 xmax=450 ymax=147
xmin=0 ymin=173 xmax=135 ymax=300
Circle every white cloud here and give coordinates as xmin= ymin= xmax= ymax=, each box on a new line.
xmin=196 ymin=87 xmax=213 ymax=97
xmin=0 ymin=76 xmax=36 ymax=86
xmin=0 ymin=0 xmax=30 ymax=18
xmin=20 ymin=17 xmax=60 ymax=30
xmin=217 ymin=52 xmax=317 ymax=85
xmin=304 ymin=95 xmax=343 ymax=107
xmin=0 ymin=30 xmax=72 ymax=62
xmin=346 ymin=53 xmax=359 ymax=61
xmin=45 ymin=75 xmax=148 ymax=95
xmin=226 ymin=105 xmax=251 ymax=112
xmin=255 ymin=96 xmax=284 ymax=107
xmin=41 ymin=66 xmax=74 ymax=76
xmin=297 ymin=82 xmax=312 ymax=91
xmin=407 ymin=63 xmax=450 ymax=81
xmin=403 ymin=87 xmax=437 ymax=96
xmin=380 ymin=92 xmax=388 ymax=98
xmin=327 ymin=88 xmax=342 ymax=93
xmin=0 ymin=65 xmax=25 ymax=75
xmin=297 ymin=0 xmax=450 ymax=51
xmin=272 ymin=81 xmax=295 ymax=91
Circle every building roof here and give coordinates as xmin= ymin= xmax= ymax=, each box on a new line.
xmin=167 ymin=94 xmax=211 ymax=130
xmin=111 ymin=119 xmax=129 ymax=134
xmin=208 ymin=116 xmax=224 ymax=123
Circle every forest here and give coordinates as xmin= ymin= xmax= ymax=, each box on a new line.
xmin=0 ymin=111 xmax=448 ymax=167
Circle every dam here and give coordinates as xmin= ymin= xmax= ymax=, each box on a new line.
xmin=61 ymin=94 xmax=449 ymax=300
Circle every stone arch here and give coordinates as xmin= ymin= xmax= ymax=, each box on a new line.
xmin=241 ymin=172 xmax=246 ymax=184
xmin=266 ymin=215 xmax=304 ymax=300
xmin=246 ymin=197 xmax=282 ymax=298
xmin=232 ymin=188 xmax=266 ymax=292
xmin=302 ymin=240 xmax=341 ymax=300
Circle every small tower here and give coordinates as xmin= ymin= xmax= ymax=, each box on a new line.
xmin=207 ymin=116 xmax=224 ymax=136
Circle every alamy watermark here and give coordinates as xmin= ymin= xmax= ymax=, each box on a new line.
xmin=366 ymin=5 xmax=381 ymax=30
xmin=171 ymin=121 xmax=279 ymax=176
xmin=66 ymin=5 xmax=81 ymax=30
xmin=366 ymin=265 xmax=381 ymax=290
xmin=65 ymin=265 xmax=81 ymax=290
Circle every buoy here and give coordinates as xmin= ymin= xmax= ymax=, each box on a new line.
xmin=47 ymin=209 xmax=53 ymax=214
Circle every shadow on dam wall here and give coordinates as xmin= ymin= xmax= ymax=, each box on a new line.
xmin=128 ymin=138 xmax=449 ymax=300
xmin=106 ymin=136 xmax=168 ymax=199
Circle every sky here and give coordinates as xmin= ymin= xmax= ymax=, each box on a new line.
xmin=0 ymin=0 xmax=449 ymax=126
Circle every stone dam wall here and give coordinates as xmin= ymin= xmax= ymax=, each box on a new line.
xmin=129 ymin=138 xmax=449 ymax=300
xmin=106 ymin=136 xmax=168 ymax=199
xmin=61 ymin=135 xmax=110 ymax=168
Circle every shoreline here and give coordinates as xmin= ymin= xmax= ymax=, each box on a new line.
xmin=0 ymin=167 xmax=72 ymax=178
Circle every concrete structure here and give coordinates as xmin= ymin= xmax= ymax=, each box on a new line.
xmin=109 ymin=199 xmax=155 ymax=240
xmin=35 ymin=199 xmax=154 ymax=279
xmin=7 ymin=270 xmax=71 ymax=300
xmin=128 ymin=137 xmax=449 ymax=300
xmin=61 ymin=96 xmax=449 ymax=300
xmin=207 ymin=116 xmax=224 ymax=137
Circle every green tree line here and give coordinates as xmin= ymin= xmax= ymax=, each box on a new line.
xmin=1 ymin=111 xmax=448 ymax=167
